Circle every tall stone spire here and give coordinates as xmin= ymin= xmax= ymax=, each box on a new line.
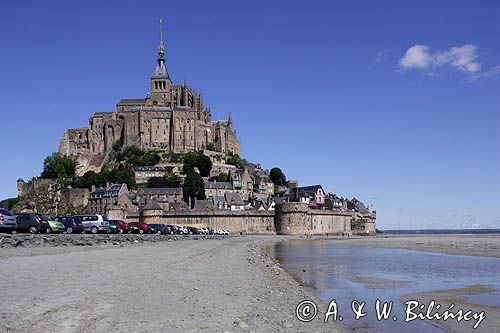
xmin=228 ymin=112 xmax=233 ymax=129
xmin=158 ymin=18 xmax=165 ymax=64
xmin=153 ymin=18 xmax=169 ymax=78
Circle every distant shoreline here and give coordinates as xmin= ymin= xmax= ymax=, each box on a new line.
xmin=380 ymin=228 xmax=500 ymax=235
xmin=324 ymin=234 xmax=500 ymax=258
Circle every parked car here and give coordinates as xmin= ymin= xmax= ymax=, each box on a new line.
xmin=46 ymin=217 xmax=66 ymax=233
xmin=176 ymin=226 xmax=189 ymax=235
xmin=74 ymin=215 xmax=109 ymax=234
xmin=198 ymin=227 xmax=209 ymax=235
xmin=16 ymin=213 xmax=49 ymax=234
xmin=109 ymin=220 xmax=130 ymax=234
xmin=52 ymin=216 xmax=84 ymax=234
xmin=166 ymin=225 xmax=179 ymax=234
xmin=186 ymin=226 xmax=201 ymax=234
xmin=149 ymin=224 xmax=171 ymax=235
xmin=0 ymin=209 xmax=17 ymax=231
xmin=129 ymin=222 xmax=151 ymax=234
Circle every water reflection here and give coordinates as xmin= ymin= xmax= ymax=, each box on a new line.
xmin=273 ymin=240 xmax=500 ymax=333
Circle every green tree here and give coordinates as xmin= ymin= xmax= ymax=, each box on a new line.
xmin=196 ymin=153 xmax=213 ymax=177
xmin=140 ymin=152 xmax=161 ymax=166
xmin=41 ymin=153 xmax=76 ymax=179
xmin=215 ymin=172 xmax=229 ymax=182
xmin=182 ymin=151 xmax=199 ymax=174
xmin=226 ymin=154 xmax=248 ymax=169
xmin=270 ymin=167 xmax=286 ymax=186
xmin=147 ymin=176 xmax=167 ymax=188
xmin=72 ymin=170 xmax=101 ymax=188
xmin=183 ymin=172 xmax=206 ymax=205
xmin=109 ymin=164 xmax=136 ymax=188
xmin=164 ymin=173 xmax=182 ymax=187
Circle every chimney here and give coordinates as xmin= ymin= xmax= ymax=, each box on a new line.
xmin=91 ymin=185 xmax=96 ymax=192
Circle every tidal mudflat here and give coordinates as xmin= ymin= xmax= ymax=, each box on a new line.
xmin=0 ymin=235 xmax=337 ymax=333
xmin=272 ymin=236 xmax=500 ymax=333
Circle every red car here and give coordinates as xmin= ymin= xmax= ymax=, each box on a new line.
xmin=109 ymin=220 xmax=130 ymax=233
xmin=128 ymin=222 xmax=150 ymax=234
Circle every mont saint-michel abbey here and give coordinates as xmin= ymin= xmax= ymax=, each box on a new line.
xmin=59 ymin=21 xmax=240 ymax=175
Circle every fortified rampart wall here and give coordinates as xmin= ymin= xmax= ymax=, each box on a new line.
xmin=122 ymin=202 xmax=376 ymax=236
xmin=126 ymin=210 xmax=276 ymax=235
xmin=274 ymin=203 xmax=353 ymax=235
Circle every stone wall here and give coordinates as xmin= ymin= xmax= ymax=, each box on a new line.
xmin=119 ymin=203 xmax=375 ymax=236
xmin=274 ymin=203 xmax=353 ymax=236
xmin=65 ymin=188 xmax=90 ymax=208
xmin=351 ymin=215 xmax=377 ymax=236
xmin=126 ymin=210 xmax=275 ymax=235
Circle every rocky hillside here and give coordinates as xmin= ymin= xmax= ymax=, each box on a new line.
xmin=11 ymin=182 xmax=87 ymax=215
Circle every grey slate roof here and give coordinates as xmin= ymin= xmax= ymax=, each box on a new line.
xmin=138 ymin=188 xmax=182 ymax=195
xmin=133 ymin=166 xmax=166 ymax=172
xmin=204 ymin=182 xmax=233 ymax=190
xmin=119 ymin=98 xmax=145 ymax=104
xmin=93 ymin=112 xmax=113 ymax=117
xmin=193 ymin=200 xmax=212 ymax=211
xmin=212 ymin=195 xmax=225 ymax=204
xmin=225 ymin=192 xmax=244 ymax=206
xmin=169 ymin=201 xmax=189 ymax=211
xmin=143 ymin=199 xmax=162 ymax=211
xmin=152 ymin=64 xmax=169 ymax=78
xmin=129 ymin=106 xmax=172 ymax=112
xmin=90 ymin=184 xmax=124 ymax=199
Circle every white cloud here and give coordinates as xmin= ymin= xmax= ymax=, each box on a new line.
xmin=399 ymin=45 xmax=433 ymax=69
xmin=398 ymin=44 xmax=498 ymax=79
xmin=470 ymin=65 xmax=500 ymax=81
xmin=434 ymin=45 xmax=480 ymax=73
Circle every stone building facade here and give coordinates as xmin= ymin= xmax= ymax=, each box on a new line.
xmin=88 ymin=184 xmax=135 ymax=215
xmin=59 ymin=21 xmax=240 ymax=175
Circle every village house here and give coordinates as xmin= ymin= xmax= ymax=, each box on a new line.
xmin=253 ymin=176 xmax=274 ymax=200
xmin=225 ymin=192 xmax=245 ymax=211
xmin=291 ymin=185 xmax=326 ymax=207
xmin=204 ymin=181 xmax=234 ymax=197
xmin=133 ymin=166 xmax=166 ymax=184
xmin=325 ymin=193 xmax=343 ymax=210
xmin=89 ymin=183 xmax=135 ymax=214
xmin=136 ymin=187 xmax=183 ymax=211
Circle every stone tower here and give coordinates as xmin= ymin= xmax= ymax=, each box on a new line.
xmin=150 ymin=19 xmax=172 ymax=103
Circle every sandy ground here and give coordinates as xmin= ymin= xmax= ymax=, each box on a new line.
xmin=0 ymin=235 xmax=337 ymax=333
xmin=334 ymin=234 xmax=500 ymax=258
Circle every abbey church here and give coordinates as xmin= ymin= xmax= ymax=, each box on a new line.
xmin=59 ymin=21 xmax=240 ymax=175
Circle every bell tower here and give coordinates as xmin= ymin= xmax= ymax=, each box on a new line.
xmin=150 ymin=19 xmax=172 ymax=101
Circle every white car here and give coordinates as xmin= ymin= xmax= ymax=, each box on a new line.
xmin=198 ymin=227 xmax=209 ymax=235
xmin=0 ymin=209 xmax=17 ymax=230
xmin=75 ymin=214 xmax=109 ymax=234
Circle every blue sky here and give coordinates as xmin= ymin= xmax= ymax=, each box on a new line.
xmin=0 ymin=0 xmax=499 ymax=229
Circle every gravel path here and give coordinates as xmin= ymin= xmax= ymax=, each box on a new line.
xmin=0 ymin=235 xmax=336 ymax=333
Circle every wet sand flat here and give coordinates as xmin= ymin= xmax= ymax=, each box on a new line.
xmin=402 ymin=285 xmax=500 ymax=333
xmin=336 ymin=234 xmax=500 ymax=258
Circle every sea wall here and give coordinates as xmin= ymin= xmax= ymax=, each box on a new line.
xmin=122 ymin=203 xmax=375 ymax=236
xmin=274 ymin=203 xmax=353 ymax=235
xmin=351 ymin=216 xmax=377 ymax=236
xmin=126 ymin=210 xmax=276 ymax=235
